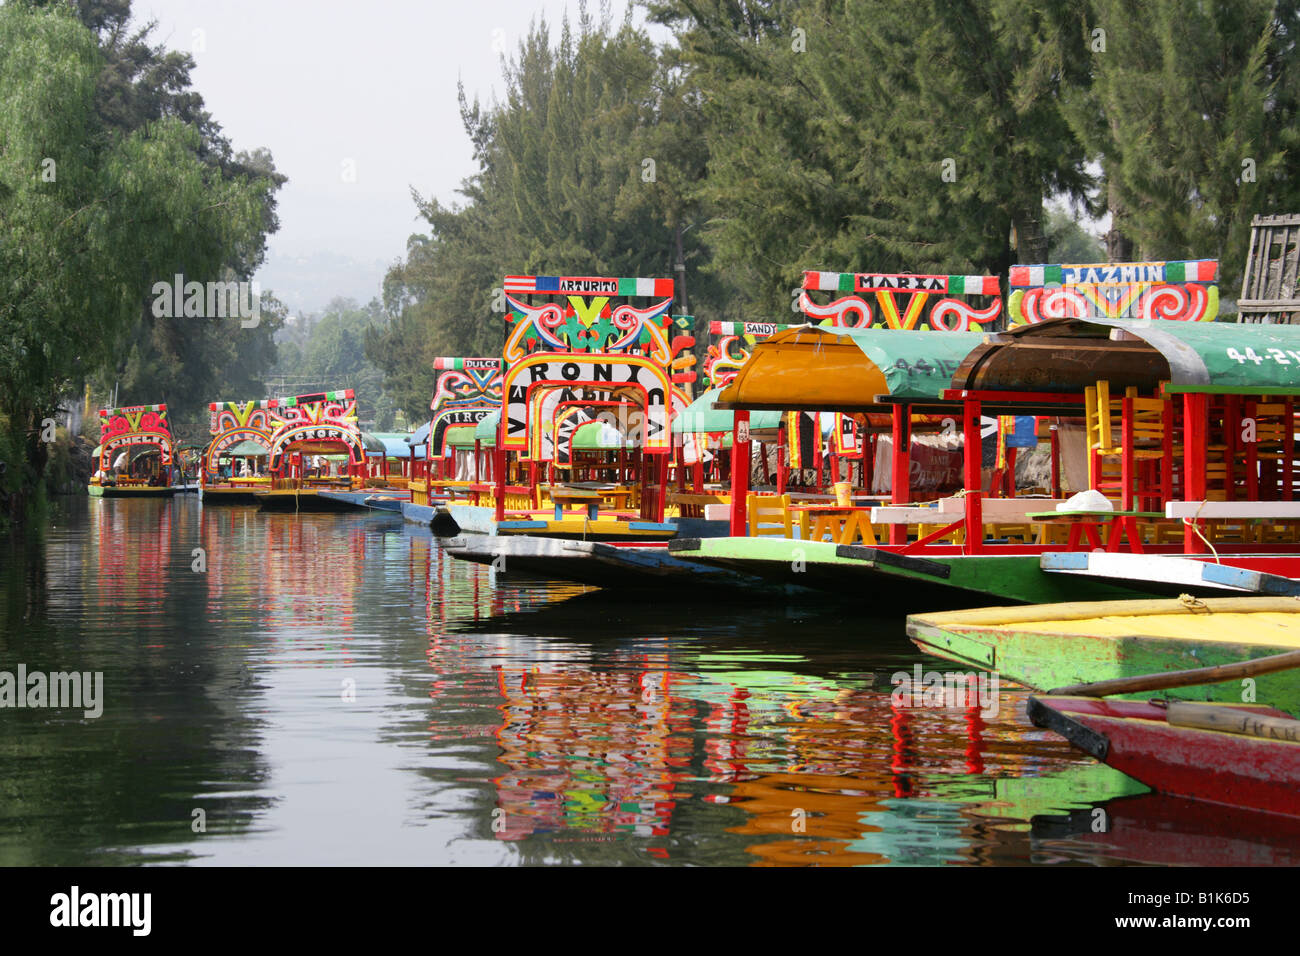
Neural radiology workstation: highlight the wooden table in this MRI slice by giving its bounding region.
[792,505,878,545]
[1026,510,1164,553]
[550,487,604,521]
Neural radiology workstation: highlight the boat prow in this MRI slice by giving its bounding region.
[908,596,1300,708]
[1028,694,1300,817]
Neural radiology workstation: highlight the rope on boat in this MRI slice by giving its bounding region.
[1181,499,1219,564]
[1178,593,1210,613]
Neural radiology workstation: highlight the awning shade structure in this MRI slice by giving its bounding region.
[443,425,478,449]
[716,325,985,411]
[672,387,783,433]
[367,433,427,459]
[951,318,1300,397]
[570,420,633,450]
[474,411,500,444]
[406,422,431,447]
[222,440,270,457]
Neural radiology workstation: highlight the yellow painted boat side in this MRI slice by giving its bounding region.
[912,597,1300,648]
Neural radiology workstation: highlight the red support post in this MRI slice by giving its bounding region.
[1049,423,1062,498]
[1183,393,1208,554]
[730,410,750,537]
[962,398,983,555]
[494,445,507,522]
[1120,393,1134,510]
[890,404,911,545]
[1287,399,1295,501]
[656,453,669,522]
[776,422,788,495]
[813,420,823,493]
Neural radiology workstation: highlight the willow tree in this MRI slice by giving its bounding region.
[0,4,273,514]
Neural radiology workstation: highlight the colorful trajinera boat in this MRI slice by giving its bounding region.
[669,259,1300,607]
[253,390,369,511]
[907,596,1300,709]
[1028,694,1300,818]
[199,399,279,504]
[434,272,698,542]
[407,357,503,512]
[88,404,176,497]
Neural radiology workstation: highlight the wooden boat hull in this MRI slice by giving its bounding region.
[198,485,263,505]
[1041,551,1300,597]
[1029,695,1300,817]
[667,538,1155,610]
[253,489,368,512]
[908,597,1300,708]
[88,484,177,498]
[442,534,815,595]
[435,503,680,542]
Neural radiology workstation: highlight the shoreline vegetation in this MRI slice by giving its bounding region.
[5,0,1299,526]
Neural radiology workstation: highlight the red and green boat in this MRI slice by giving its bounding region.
[1028,694,1300,818]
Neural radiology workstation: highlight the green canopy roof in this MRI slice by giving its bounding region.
[444,424,478,448]
[474,411,500,444]
[672,387,784,434]
[717,324,986,411]
[223,440,269,456]
[953,318,1300,397]
[832,326,987,400]
[570,420,634,450]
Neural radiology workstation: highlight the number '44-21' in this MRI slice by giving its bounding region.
[1224,347,1300,365]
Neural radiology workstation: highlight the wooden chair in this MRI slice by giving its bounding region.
[747,494,794,538]
[1086,382,1179,520]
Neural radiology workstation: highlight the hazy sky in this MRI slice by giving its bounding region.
[136,0,654,313]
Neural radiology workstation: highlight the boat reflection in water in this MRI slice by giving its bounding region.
[13,497,1298,865]
[411,543,1300,866]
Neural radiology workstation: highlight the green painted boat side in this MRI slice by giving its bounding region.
[667,537,1155,609]
[907,600,1300,709]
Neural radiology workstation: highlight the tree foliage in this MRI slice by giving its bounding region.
[369,5,718,420]
[1063,0,1300,289]
[0,2,283,513]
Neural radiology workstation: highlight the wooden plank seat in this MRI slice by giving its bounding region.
[1166,500,1300,544]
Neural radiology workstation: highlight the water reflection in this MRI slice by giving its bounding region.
[1,498,1297,865]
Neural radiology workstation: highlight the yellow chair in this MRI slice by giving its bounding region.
[747,494,794,537]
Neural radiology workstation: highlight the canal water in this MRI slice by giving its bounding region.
[1,496,1296,866]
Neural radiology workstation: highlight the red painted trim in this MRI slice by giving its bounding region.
[890,405,911,545]
[730,410,750,536]
[962,398,983,554]
[1182,393,1208,553]
[942,389,1082,404]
